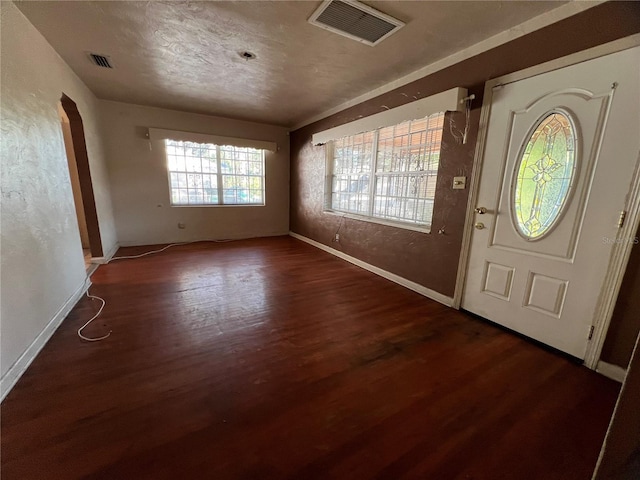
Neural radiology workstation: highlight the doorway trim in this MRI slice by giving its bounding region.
[453,34,640,370]
[60,94,103,258]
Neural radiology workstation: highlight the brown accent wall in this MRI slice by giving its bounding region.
[290,1,640,361]
[601,226,640,368]
[291,101,481,295]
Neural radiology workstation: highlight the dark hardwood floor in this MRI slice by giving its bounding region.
[1,236,619,479]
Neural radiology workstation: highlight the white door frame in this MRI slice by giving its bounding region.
[453,34,640,370]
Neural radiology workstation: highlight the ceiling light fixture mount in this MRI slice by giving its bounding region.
[239,51,257,61]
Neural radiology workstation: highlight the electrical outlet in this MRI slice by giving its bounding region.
[334,233,340,242]
[178,222,186,229]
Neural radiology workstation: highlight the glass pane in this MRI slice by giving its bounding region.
[328,112,444,227]
[202,174,213,188]
[220,148,234,173]
[249,176,262,190]
[330,132,374,215]
[249,162,262,175]
[167,154,177,171]
[332,132,373,176]
[187,173,202,188]
[169,172,178,187]
[188,190,204,204]
[202,158,216,173]
[186,156,201,172]
[165,139,263,206]
[205,190,219,204]
[177,173,187,188]
[513,112,577,239]
[250,191,263,203]
[376,114,444,174]
[373,173,435,224]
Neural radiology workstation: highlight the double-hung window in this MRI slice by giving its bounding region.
[327,112,445,229]
[165,139,265,206]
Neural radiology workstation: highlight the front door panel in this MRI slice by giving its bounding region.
[462,47,640,359]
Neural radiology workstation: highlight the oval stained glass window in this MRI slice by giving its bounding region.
[513,112,577,239]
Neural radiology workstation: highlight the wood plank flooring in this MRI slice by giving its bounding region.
[1,236,619,479]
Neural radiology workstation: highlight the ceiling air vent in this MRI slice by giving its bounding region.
[308,0,404,46]
[88,53,113,68]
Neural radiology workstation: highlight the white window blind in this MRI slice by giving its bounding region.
[163,139,265,207]
[326,112,445,229]
[312,87,466,145]
[148,128,277,152]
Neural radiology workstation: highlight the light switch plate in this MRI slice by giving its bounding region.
[453,176,466,189]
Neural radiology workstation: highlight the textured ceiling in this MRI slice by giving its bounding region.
[17,1,566,127]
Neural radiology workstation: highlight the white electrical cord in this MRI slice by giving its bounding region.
[77,239,238,341]
[109,242,188,261]
[77,290,110,342]
[449,96,474,145]
[109,239,234,261]
[332,214,346,243]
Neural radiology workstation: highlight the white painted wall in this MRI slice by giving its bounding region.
[0,2,117,381]
[100,100,290,245]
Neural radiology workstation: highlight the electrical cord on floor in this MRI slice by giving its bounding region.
[77,239,239,342]
[109,239,235,261]
[77,290,110,342]
[110,241,189,261]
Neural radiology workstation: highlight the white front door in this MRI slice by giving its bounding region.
[462,47,640,359]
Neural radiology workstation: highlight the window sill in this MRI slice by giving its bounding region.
[323,209,431,234]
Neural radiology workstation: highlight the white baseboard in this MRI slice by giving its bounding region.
[92,242,119,265]
[0,276,92,402]
[596,361,627,383]
[289,231,454,307]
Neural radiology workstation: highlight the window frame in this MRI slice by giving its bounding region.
[323,113,444,233]
[164,139,266,208]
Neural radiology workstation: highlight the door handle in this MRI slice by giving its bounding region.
[474,222,485,230]
[475,207,487,214]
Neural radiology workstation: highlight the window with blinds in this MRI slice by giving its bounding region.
[165,139,265,206]
[326,112,444,228]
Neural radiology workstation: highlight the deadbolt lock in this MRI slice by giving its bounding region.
[475,207,487,214]
[474,222,485,230]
